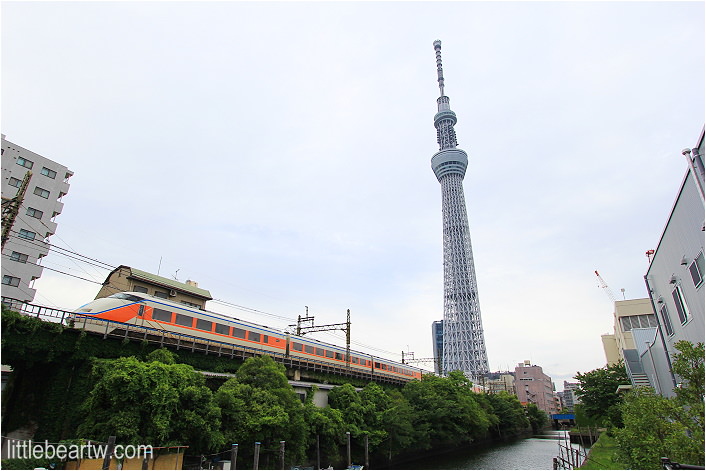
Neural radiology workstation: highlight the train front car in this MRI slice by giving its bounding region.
[73,292,146,333]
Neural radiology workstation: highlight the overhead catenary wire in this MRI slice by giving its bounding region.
[4,231,407,359]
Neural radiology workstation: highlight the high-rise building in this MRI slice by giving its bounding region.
[1,136,73,302]
[430,40,489,381]
[431,320,443,374]
[561,381,580,413]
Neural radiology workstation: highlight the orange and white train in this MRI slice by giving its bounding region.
[74,292,426,382]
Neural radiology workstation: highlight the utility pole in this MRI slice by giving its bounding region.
[289,308,352,367]
[1,170,32,249]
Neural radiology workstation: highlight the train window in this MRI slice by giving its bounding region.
[137,305,145,317]
[215,323,230,335]
[263,335,268,343]
[233,328,246,339]
[109,293,145,302]
[305,345,314,354]
[352,357,359,364]
[152,308,172,322]
[250,332,261,342]
[175,314,193,327]
[196,319,212,331]
[335,353,343,360]
[315,348,324,356]
[374,362,380,368]
[325,350,334,358]
[293,342,303,352]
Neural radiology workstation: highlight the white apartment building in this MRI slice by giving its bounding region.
[1,135,73,302]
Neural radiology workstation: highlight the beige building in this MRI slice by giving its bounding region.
[601,298,657,387]
[96,265,212,309]
[485,372,516,395]
[601,298,656,364]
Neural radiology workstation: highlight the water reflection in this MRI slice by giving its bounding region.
[392,430,585,470]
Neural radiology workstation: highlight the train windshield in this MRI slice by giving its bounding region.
[108,293,145,303]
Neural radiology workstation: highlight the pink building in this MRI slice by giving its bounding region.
[514,361,558,417]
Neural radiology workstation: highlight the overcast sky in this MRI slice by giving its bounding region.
[2,1,704,388]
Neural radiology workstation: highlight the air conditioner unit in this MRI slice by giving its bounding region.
[169,290,177,297]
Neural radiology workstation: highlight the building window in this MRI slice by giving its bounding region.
[671,285,691,325]
[2,275,21,287]
[26,207,43,219]
[40,167,57,179]
[620,314,657,332]
[133,286,148,294]
[9,177,22,188]
[10,251,29,263]
[153,290,168,299]
[33,187,50,199]
[659,304,674,336]
[689,252,704,288]
[16,157,33,169]
[18,229,36,240]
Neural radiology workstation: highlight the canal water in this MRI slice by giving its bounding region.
[391,430,586,470]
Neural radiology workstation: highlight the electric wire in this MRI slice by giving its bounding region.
[4,226,406,360]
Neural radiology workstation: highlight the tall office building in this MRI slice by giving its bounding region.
[431,320,443,374]
[430,41,489,380]
[1,136,73,302]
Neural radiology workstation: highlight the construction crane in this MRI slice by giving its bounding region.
[594,270,618,303]
[1,171,32,249]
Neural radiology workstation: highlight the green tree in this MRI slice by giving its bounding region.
[302,389,346,467]
[77,352,224,453]
[526,403,548,433]
[575,362,629,427]
[614,387,693,469]
[380,389,418,460]
[613,342,705,469]
[402,371,490,447]
[215,356,307,467]
[670,340,705,461]
[484,391,530,437]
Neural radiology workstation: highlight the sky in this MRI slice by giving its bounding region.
[2,1,704,389]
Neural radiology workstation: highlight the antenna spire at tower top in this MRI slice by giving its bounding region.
[433,40,445,97]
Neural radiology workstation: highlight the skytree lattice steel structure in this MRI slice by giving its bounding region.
[430,40,489,381]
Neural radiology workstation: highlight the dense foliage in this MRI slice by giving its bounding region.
[3,310,540,468]
[612,342,704,469]
[574,361,630,427]
[577,342,704,470]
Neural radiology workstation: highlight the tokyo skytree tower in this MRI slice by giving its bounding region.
[430,40,489,381]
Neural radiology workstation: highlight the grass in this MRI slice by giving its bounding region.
[578,432,629,470]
